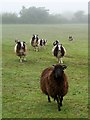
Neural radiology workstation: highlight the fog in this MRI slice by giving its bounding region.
[0,0,88,14]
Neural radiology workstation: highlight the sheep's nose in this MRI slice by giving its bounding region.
[58,49,61,52]
[21,46,24,49]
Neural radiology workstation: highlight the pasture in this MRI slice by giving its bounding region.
[2,24,88,118]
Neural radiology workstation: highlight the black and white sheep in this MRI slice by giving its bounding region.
[52,43,66,64]
[14,39,27,62]
[68,36,73,41]
[30,34,47,51]
[39,39,47,46]
[30,34,39,51]
[40,64,68,111]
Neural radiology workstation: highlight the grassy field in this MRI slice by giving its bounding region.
[2,24,88,118]
[0,24,2,119]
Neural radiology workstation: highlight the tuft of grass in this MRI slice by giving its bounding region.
[2,24,88,118]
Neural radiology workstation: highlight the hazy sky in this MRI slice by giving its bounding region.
[0,0,89,14]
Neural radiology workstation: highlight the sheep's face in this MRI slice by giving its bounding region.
[53,64,67,80]
[53,40,59,46]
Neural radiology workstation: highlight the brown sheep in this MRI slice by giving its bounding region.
[40,64,68,111]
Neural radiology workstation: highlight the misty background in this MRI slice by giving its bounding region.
[0,0,88,24]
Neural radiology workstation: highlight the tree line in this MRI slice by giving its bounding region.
[1,6,88,24]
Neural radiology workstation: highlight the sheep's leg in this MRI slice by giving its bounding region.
[56,96,61,111]
[37,46,39,51]
[54,95,57,101]
[23,55,26,61]
[60,58,63,64]
[48,95,51,102]
[60,96,63,106]
[58,58,60,64]
[36,46,39,52]
[54,98,56,101]
[22,56,24,61]
[35,47,37,51]
[58,58,63,64]
[19,57,22,62]
[23,57,26,61]
[34,47,36,51]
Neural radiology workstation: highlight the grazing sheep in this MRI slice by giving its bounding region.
[40,64,68,111]
[68,36,73,41]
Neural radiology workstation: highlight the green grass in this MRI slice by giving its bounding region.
[0,24,2,119]
[2,24,88,118]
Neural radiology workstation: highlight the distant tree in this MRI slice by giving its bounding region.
[62,11,74,20]
[2,13,18,24]
[19,6,49,24]
[72,11,88,23]
[0,14,2,24]
[1,7,88,24]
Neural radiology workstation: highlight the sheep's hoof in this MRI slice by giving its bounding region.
[48,99,51,102]
[58,108,61,111]
[20,59,23,63]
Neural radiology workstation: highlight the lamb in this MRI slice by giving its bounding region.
[40,64,68,111]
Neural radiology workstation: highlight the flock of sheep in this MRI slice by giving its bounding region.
[14,34,73,111]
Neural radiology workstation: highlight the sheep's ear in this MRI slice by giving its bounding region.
[62,65,67,70]
[15,40,17,43]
